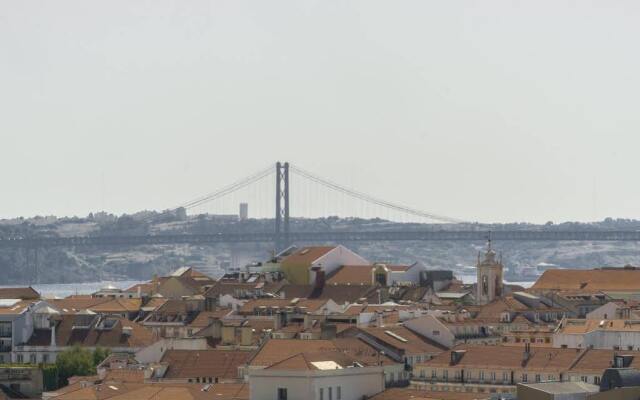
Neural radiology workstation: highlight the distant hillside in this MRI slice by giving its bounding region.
[1,211,640,284]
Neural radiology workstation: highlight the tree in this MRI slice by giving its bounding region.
[92,347,110,367]
[55,346,99,386]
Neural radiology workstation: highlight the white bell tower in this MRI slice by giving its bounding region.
[476,235,504,305]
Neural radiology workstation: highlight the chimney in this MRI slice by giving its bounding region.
[122,326,133,337]
[137,285,142,298]
[303,313,312,331]
[320,322,337,340]
[240,326,252,346]
[274,313,282,331]
[376,312,384,328]
[314,269,326,290]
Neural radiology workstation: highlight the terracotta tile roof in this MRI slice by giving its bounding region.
[0,299,34,315]
[161,349,252,380]
[141,297,167,311]
[532,268,640,291]
[570,349,640,373]
[90,299,142,313]
[50,381,246,400]
[49,382,145,400]
[357,326,446,355]
[249,339,337,367]
[341,304,412,316]
[103,369,146,383]
[265,351,356,371]
[420,345,581,372]
[188,309,232,328]
[49,297,111,314]
[370,388,490,400]
[276,284,379,304]
[0,287,40,300]
[204,281,285,299]
[280,246,336,267]
[332,337,397,366]
[26,315,157,348]
[326,265,374,285]
[123,282,155,294]
[238,298,329,314]
[106,383,246,400]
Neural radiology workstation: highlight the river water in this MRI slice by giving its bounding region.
[1,280,145,298]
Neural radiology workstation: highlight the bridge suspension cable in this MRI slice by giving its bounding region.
[289,164,468,224]
[177,164,275,211]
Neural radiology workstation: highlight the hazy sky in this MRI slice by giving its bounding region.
[1,1,639,223]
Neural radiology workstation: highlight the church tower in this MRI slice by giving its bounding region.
[476,237,504,305]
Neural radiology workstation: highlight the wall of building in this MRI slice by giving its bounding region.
[308,246,370,285]
[403,315,455,349]
[586,303,620,320]
[135,337,208,364]
[554,330,640,350]
[249,367,384,400]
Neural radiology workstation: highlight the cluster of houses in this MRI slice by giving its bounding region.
[2,243,640,400]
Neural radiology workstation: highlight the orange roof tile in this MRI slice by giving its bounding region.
[281,246,336,267]
[532,269,640,291]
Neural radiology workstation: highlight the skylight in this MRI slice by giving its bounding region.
[384,330,408,343]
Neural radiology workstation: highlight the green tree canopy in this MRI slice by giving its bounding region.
[55,346,111,386]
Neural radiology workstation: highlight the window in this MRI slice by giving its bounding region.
[16,354,23,363]
[277,388,287,400]
[29,354,36,364]
[432,330,440,336]
[0,322,11,338]
[503,372,509,382]
[432,370,437,379]
[522,374,528,383]
[581,376,588,383]
[548,375,554,381]
[443,370,448,381]
[420,369,425,378]
[490,372,496,382]
[336,386,341,400]
[594,377,600,385]
[328,387,333,400]
[42,354,49,364]
[416,356,422,363]
[535,374,541,383]
[319,388,324,400]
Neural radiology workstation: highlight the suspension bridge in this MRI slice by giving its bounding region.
[2,161,640,253]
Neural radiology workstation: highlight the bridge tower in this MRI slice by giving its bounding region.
[275,162,290,251]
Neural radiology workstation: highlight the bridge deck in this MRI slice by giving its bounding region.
[2,230,640,248]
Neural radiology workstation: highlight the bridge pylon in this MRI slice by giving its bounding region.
[275,162,290,252]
